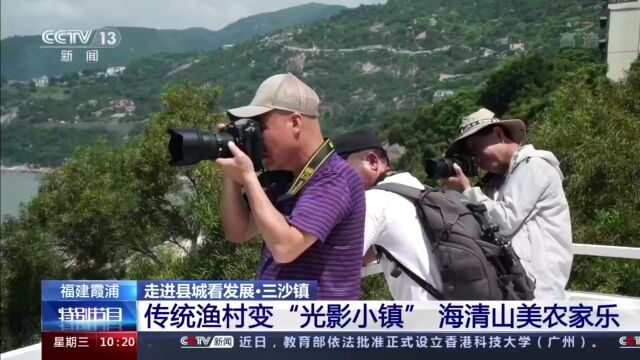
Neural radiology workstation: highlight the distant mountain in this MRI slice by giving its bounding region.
[0,3,346,80]
[214,2,348,45]
[1,0,601,166]
[170,0,602,131]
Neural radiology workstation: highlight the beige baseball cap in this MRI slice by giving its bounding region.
[227,73,320,119]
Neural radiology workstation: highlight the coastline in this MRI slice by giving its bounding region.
[1,164,54,174]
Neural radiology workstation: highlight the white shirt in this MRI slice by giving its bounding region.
[463,145,573,300]
[364,172,443,300]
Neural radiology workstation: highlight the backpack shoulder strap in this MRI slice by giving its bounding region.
[372,182,425,201]
[375,245,444,300]
[373,182,450,240]
[370,182,444,300]
[373,180,443,240]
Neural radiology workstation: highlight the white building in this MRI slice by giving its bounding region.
[509,42,526,51]
[33,76,49,87]
[582,32,600,49]
[106,66,126,76]
[604,0,640,81]
[433,89,454,102]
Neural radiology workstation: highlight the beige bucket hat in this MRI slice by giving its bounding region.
[446,108,526,156]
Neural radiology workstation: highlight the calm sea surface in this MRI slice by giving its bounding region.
[1,171,41,219]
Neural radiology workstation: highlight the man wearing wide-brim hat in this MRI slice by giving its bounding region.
[444,108,573,300]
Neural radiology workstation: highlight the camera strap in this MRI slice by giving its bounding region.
[277,139,335,202]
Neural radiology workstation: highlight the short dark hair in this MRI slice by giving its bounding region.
[346,148,389,165]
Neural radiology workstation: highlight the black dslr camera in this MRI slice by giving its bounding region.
[425,155,478,179]
[167,118,263,171]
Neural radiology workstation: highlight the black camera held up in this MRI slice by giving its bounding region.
[167,118,263,171]
[425,155,478,179]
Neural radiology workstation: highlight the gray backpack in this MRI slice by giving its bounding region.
[373,183,535,300]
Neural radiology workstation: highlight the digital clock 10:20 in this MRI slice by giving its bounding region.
[99,336,136,347]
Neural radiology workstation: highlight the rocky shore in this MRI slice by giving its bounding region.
[0,164,53,174]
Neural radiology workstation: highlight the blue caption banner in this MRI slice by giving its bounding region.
[42,280,137,301]
[42,280,138,332]
[137,280,317,301]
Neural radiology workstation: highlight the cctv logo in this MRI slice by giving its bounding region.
[180,335,234,349]
[619,336,640,348]
[42,30,93,46]
[41,28,121,48]
[180,335,212,348]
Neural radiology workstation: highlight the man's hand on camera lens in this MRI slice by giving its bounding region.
[444,163,471,193]
[214,141,255,186]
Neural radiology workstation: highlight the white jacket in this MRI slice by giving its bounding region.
[463,144,573,299]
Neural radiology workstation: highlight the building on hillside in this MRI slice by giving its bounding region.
[106,66,126,76]
[433,89,454,102]
[33,76,49,87]
[602,0,640,80]
[582,32,600,49]
[509,42,526,51]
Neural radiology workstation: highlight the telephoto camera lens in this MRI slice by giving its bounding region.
[167,118,262,168]
[167,129,233,166]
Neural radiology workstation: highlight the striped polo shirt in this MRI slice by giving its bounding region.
[257,153,365,299]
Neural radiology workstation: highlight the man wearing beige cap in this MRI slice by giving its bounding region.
[444,108,573,300]
[213,73,366,299]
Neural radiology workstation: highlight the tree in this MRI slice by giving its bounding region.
[0,216,68,352]
[479,49,602,121]
[0,83,261,351]
[529,60,640,296]
[479,52,553,118]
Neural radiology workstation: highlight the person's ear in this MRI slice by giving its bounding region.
[493,126,505,142]
[366,152,379,171]
[290,112,303,136]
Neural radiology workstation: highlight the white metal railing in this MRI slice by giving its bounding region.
[572,243,640,259]
[2,243,638,359]
[362,243,640,277]
[0,344,40,360]
[361,243,640,303]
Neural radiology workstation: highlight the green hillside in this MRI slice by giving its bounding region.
[1,0,601,166]
[0,3,346,80]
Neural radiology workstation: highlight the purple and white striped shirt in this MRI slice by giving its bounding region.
[257,153,365,299]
